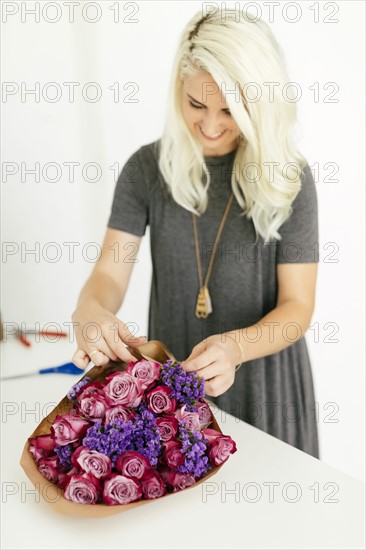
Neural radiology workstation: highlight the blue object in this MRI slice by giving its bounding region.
[39,362,83,376]
[1,361,84,380]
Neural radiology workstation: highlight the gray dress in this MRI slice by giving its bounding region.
[107,138,320,459]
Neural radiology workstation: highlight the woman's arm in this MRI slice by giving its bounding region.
[73,228,142,314]
[181,262,318,396]
[224,262,318,362]
[71,227,147,368]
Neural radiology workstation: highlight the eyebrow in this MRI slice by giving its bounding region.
[187,93,230,111]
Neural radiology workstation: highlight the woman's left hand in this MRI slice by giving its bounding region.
[180,333,242,397]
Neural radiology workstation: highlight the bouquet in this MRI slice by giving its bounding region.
[21,341,237,512]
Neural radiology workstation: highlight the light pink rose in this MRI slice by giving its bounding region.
[163,440,184,469]
[51,414,90,446]
[103,474,142,505]
[126,359,161,389]
[202,428,237,465]
[105,405,135,424]
[37,455,59,483]
[146,385,176,414]
[64,473,101,504]
[29,434,56,461]
[72,446,111,479]
[156,415,178,442]
[197,401,214,428]
[141,471,166,499]
[78,394,108,422]
[116,451,152,480]
[175,404,201,432]
[104,373,144,408]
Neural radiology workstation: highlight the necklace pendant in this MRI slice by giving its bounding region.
[195,286,213,319]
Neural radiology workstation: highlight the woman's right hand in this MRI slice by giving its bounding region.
[71,302,147,369]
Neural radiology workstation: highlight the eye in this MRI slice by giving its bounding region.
[189,100,203,109]
[188,100,231,116]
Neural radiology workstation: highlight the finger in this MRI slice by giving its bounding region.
[72,348,91,370]
[102,325,141,363]
[181,346,216,373]
[117,322,147,356]
[186,342,206,360]
[204,374,227,398]
[88,350,109,366]
[85,335,125,365]
[181,341,206,368]
[104,339,138,364]
[91,321,138,363]
[194,361,223,381]
[124,334,148,347]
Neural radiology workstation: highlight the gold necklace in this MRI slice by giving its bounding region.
[192,192,234,319]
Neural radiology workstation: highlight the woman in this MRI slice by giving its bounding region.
[72,9,320,458]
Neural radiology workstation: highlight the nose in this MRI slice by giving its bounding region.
[199,112,226,135]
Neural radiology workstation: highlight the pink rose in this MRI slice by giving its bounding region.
[77,381,105,400]
[104,373,144,408]
[105,371,124,384]
[116,451,152,480]
[105,405,135,424]
[156,415,178,442]
[51,414,90,446]
[58,466,79,490]
[163,440,184,469]
[64,473,101,504]
[202,428,237,465]
[37,455,59,483]
[160,468,196,492]
[197,401,214,429]
[175,404,200,432]
[126,359,161,389]
[146,385,176,414]
[72,446,111,479]
[103,474,142,505]
[29,434,56,461]
[141,471,166,499]
[78,394,108,422]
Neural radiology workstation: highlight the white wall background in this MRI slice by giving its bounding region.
[1,1,365,481]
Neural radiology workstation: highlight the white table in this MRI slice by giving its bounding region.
[1,336,365,550]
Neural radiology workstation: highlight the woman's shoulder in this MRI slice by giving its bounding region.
[136,137,161,168]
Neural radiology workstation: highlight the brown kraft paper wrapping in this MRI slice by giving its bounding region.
[20,340,225,517]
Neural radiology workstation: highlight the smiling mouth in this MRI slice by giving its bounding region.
[198,126,227,140]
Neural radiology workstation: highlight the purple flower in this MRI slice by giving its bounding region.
[67,377,91,402]
[160,360,204,409]
[176,421,211,479]
[82,408,162,467]
[54,444,73,470]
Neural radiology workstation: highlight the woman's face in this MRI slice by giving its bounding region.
[181,70,241,156]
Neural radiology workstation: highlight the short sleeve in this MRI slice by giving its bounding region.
[276,163,319,263]
[107,148,149,237]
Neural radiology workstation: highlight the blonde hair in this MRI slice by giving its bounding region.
[158,8,308,242]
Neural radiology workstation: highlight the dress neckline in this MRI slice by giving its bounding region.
[203,148,237,164]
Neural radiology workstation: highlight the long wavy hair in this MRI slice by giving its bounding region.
[157,8,308,242]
